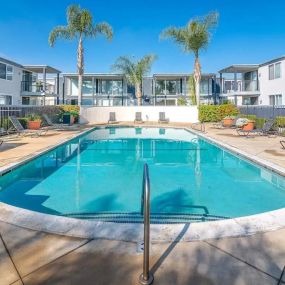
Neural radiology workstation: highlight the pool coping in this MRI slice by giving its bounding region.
[0,124,285,242]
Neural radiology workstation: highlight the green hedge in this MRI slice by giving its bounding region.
[18,118,29,129]
[255,118,266,129]
[240,114,257,121]
[199,104,239,122]
[276,116,285,127]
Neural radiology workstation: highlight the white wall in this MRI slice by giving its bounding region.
[258,59,285,105]
[0,64,22,105]
[80,106,198,124]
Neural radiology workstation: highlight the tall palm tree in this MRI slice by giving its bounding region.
[160,12,218,105]
[112,54,157,106]
[49,4,113,106]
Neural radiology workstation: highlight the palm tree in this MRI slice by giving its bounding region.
[112,55,157,106]
[160,12,218,106]
[49,4,113,106]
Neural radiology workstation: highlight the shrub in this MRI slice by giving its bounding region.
[276,116,285,128]
[240,114,257,121]
[177,97,187,106]
[255,118,266,129]
[0,118,12,130]
[18,118,29,129]
[219,104,239,119]
[26,114,42,122]
[199,104,239,122]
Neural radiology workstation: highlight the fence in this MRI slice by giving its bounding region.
[0,105,61,130]
[239,105,285,119]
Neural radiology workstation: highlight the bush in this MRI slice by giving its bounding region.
[177,97,187,106]
[58,105,80,123]
[18,118,29,129]
[199,104,239,122]
[255,118,266,129]
[240,114,257,121]
[276,116,285,127]
[219,104,239,119]
[0,118,12,130]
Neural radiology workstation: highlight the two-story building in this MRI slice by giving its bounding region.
[62,73,219,106]
[258,56,285,106]
[0,57,61,106]
[219,56,285,106]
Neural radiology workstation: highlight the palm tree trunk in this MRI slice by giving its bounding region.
[193,56,201,106]
[77,35,84,106]
[136,84,142,106]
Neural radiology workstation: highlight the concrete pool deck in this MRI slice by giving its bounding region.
[0,122,285,284]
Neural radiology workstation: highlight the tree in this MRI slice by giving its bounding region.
[49,4,113,106]
[160,12,218,106]
[112,55,157,106]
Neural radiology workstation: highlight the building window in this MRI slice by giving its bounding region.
[269,62,282,80]
[0,63,13,80]
[269,65,274,80]
[0,63,6,80]
[275,63,281,79]
[269,94,282,106]
[0,95,12,105]
[6,65,13,80]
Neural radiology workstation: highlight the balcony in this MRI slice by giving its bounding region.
[21,81,57,97]
[223,80,260,96]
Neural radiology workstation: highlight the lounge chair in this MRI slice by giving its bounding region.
[108,112,117,124]
[134,112,143,123]
[158,112,169,123]
[43,114,79,130]
[280,141,285,149]
[236,119,276,137]
[8,116,48,137]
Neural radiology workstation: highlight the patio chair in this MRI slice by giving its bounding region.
[158,112,169,124]
[236,119,276,137]
[8,116,48,137]
[42,114,79,130]
[134,112,143,123]
[108,112,117,124]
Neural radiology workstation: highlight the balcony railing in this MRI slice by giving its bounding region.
[21,81,57,95]
[223,80,259,94]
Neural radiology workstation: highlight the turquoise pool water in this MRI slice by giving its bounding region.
[0,127,285,221]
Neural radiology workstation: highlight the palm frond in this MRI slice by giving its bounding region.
[112,55,156,86]
[48,26,74,47]
[160,11,219,55]
[92,22,113,40]
[67,4,81,28]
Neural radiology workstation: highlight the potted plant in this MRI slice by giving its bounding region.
[236,118,255,131]
[27,114,42,130]
[222,116,235,127]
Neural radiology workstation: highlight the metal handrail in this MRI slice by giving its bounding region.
[139,164,154,285]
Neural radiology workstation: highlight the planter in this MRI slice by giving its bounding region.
[28,121,42,130]
[223,118,234,127]
[242,121,255,131]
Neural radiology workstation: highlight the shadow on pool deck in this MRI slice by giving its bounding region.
[0,219,285,285]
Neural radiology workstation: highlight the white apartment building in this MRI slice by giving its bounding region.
[219,56,285,106]
[0,57,61,106]
[258,56,285,106]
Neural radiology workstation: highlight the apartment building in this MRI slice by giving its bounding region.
[0,57,61,106]
[219,56,285,106]
[62,73,218,106]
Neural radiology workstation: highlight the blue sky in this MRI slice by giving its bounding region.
[0,0,285,74]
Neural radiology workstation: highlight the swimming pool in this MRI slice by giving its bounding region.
[0,127,285,223]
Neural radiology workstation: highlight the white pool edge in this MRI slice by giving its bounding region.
[0,124,284,242]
